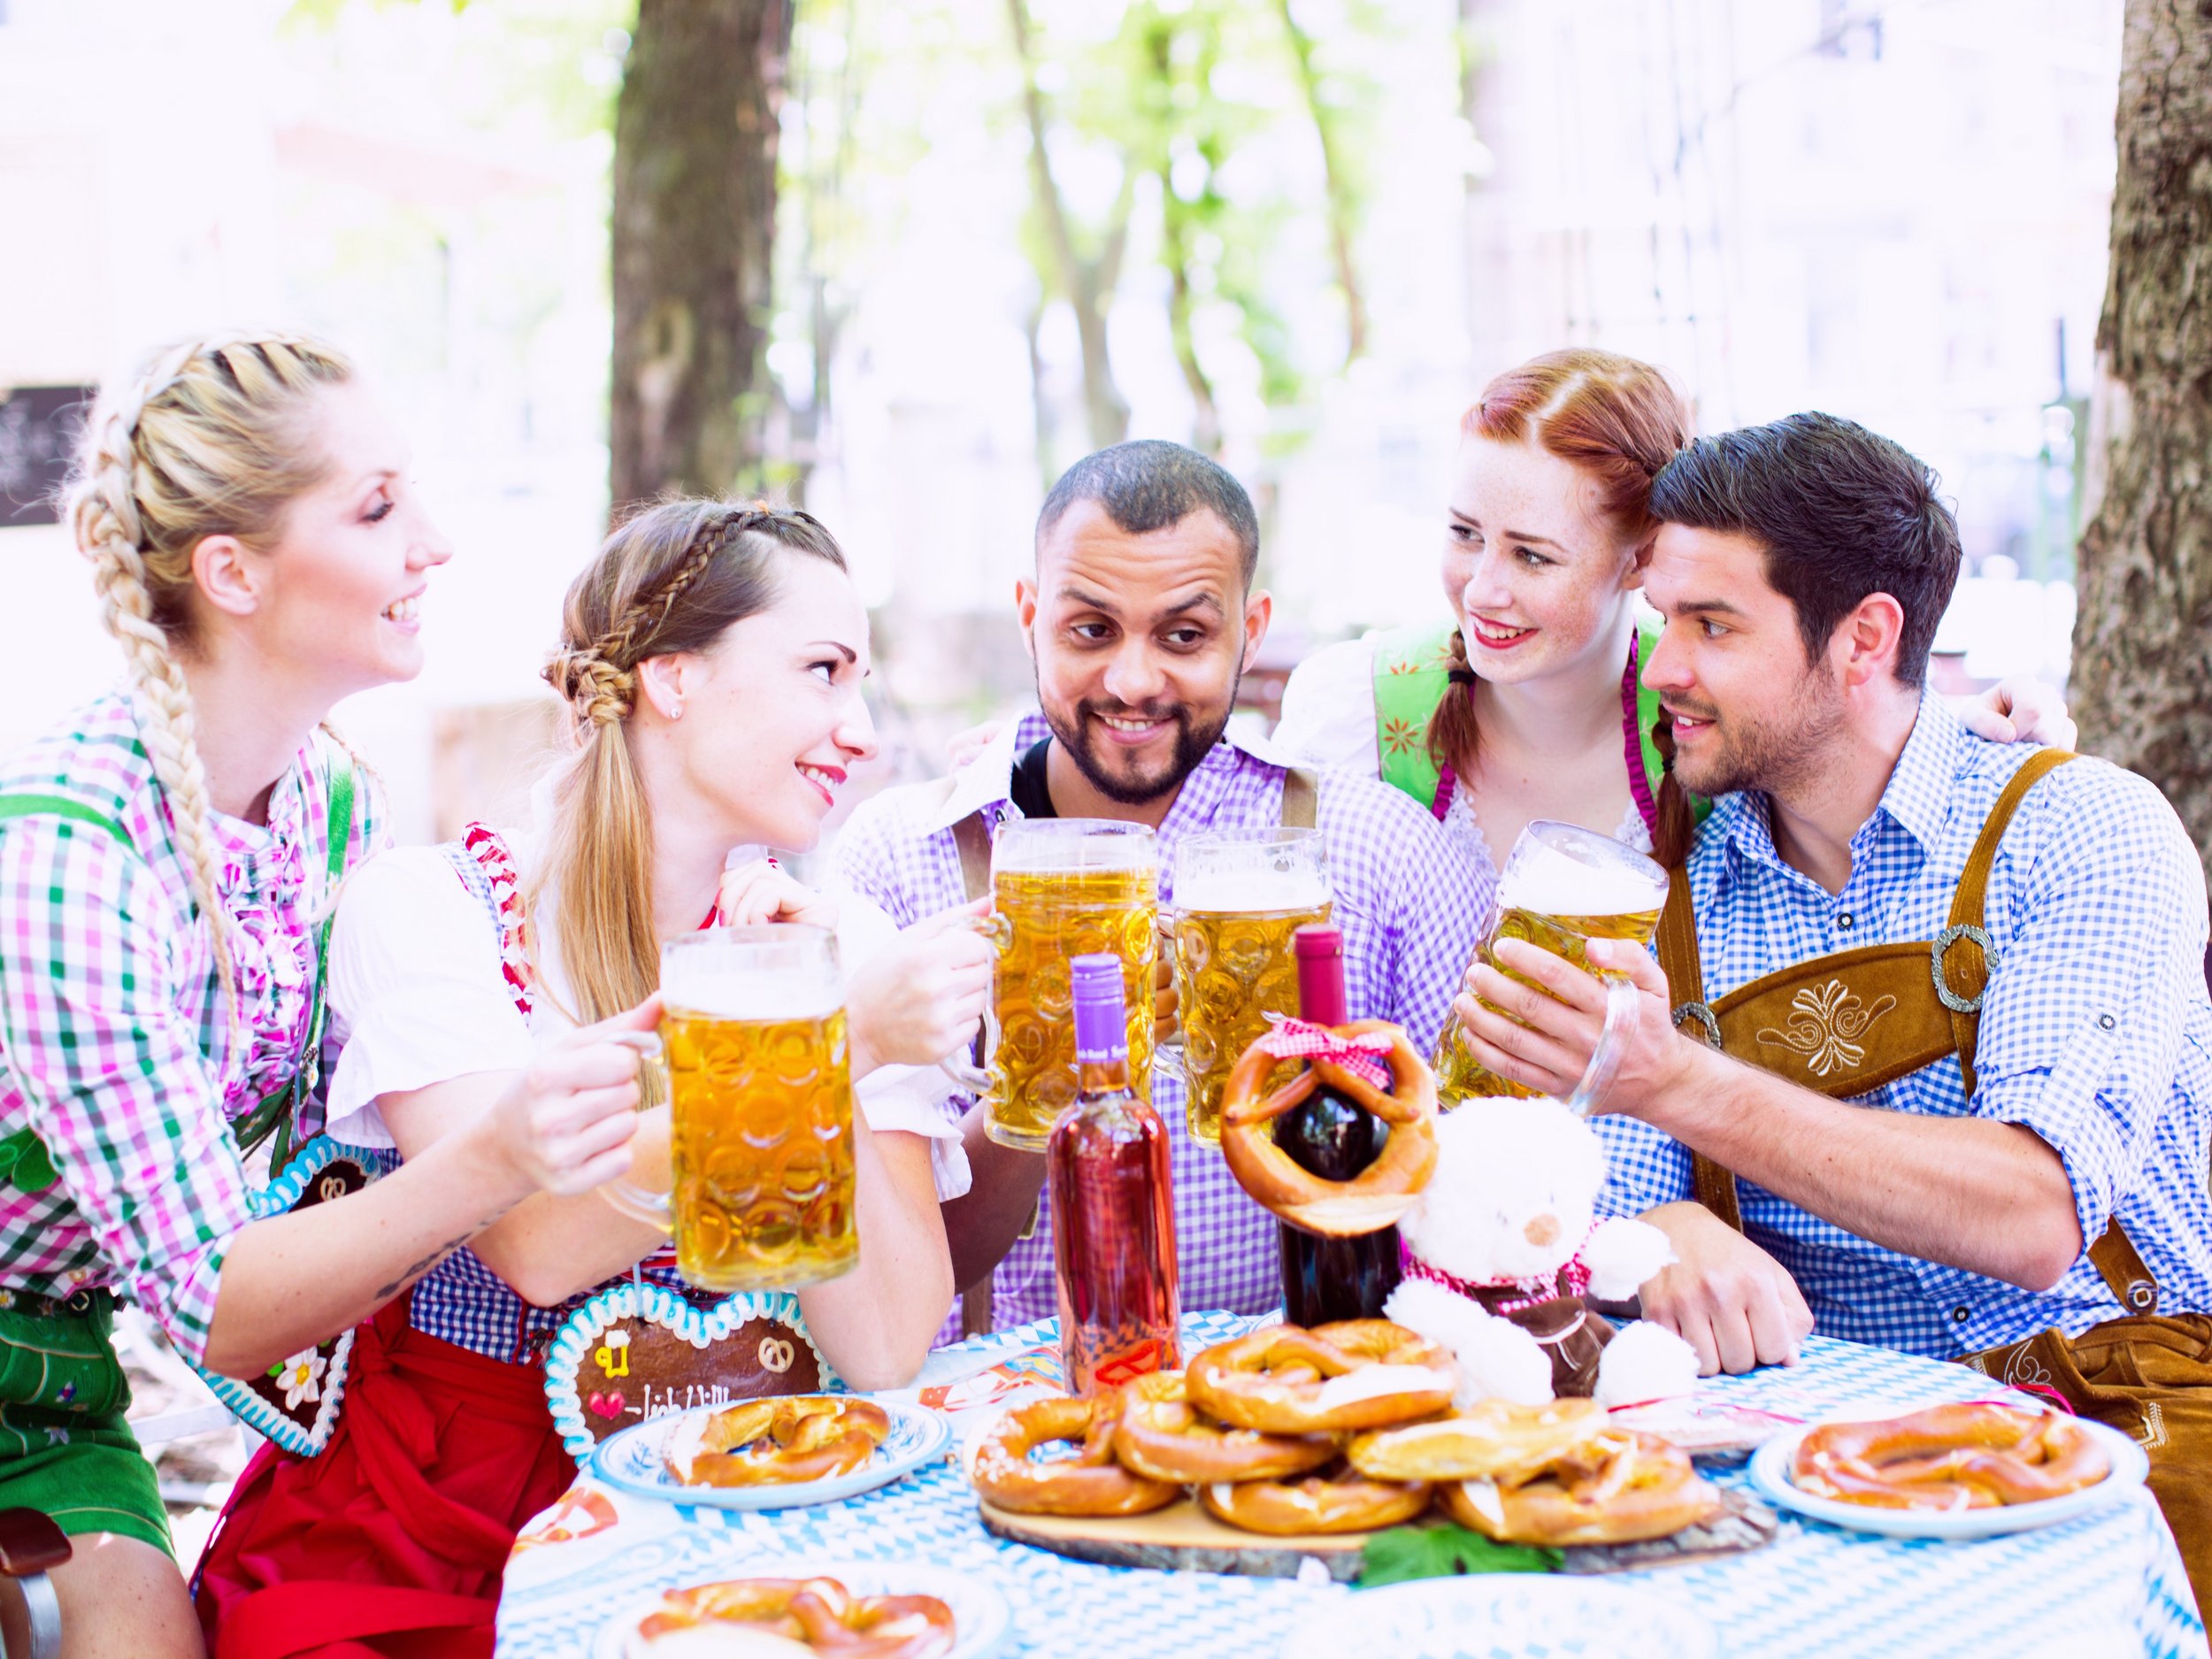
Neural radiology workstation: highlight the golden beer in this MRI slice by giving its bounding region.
[1432,821,1669,1108]
[978,820,1158,1150]
[601,926,858,1291]
[1170,830,1333,1144]
[664,1002,856,1291]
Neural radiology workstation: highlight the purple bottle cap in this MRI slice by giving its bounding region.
[1070,953,1128,1065]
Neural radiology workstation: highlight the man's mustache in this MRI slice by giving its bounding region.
[1663,701,1720,725]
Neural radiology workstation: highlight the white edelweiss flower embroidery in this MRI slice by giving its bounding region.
[275,1348,326,1410]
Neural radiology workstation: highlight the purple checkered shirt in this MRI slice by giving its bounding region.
[0,693,382,1365]
[831,712,1489,1329]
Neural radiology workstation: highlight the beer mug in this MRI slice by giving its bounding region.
[1168,827,1333,1146]
[601,926,858,1291]
[1432,819,1666,1114]
[942,819,1157,1151]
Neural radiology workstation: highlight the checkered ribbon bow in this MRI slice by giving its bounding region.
[1256,1016,1395,1089]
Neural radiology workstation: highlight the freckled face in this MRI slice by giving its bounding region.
[1440,437,1642,683]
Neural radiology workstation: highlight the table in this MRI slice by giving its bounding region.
[498,1315,2208,1659]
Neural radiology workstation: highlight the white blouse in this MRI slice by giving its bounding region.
[323,837,972,1200]
[1271,634,1652,896]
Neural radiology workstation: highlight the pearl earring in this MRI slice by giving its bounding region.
[669,702,683,720]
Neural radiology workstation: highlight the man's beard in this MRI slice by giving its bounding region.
[1041,681,1238,807]
[1668,661,1846,801]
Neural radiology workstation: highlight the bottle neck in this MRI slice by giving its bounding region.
[1077,1055,1132,1096]
[1296,948,1349,1026]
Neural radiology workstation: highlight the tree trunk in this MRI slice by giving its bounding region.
[610,0,790,514]
[2073,0,2212,884]
[1275,0,1366,365]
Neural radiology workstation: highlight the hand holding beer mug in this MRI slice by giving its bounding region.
[599,926,858,1291]
[1431,820,1667,1114]
[1169,828,1333,1145]
[940,819,1157,1150]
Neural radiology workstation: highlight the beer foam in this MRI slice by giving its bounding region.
[1171,870,1331,914]
[661,972,839,1021]
[1498,835,1665,918]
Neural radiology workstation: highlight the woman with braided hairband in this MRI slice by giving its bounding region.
[196,499,987,1658]
[0,336,662,1659]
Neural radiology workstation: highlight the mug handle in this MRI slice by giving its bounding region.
[596,1030,676,1233]
[1562,972,1640,1118]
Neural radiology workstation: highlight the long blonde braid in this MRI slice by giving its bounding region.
[61,333,354,1024]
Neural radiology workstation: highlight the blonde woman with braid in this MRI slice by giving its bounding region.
[0,336,662,1659]
[196,500,983,1659]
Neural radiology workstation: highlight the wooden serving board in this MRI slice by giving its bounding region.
[977,1487,1777,1584]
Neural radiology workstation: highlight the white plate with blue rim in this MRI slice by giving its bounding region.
[1747,1411,2147,1540]
[593,1558,1010,1659]
[1279,1576,1717,1659]
[591,1396,951,1511]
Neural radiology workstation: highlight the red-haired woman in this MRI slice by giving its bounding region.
[1273,347,2069,881]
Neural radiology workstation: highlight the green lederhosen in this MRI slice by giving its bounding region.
[0,1289,167,1553]
[0,760,354,1554]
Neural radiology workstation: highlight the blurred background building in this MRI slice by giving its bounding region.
[0,0,2118,846]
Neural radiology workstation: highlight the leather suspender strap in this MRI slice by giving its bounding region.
[950,809,992,905]
[1940,748,2076,1096]
[1655,863,1741,1230]
[1279,767,1318,830]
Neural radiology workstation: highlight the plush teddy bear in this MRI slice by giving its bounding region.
[1382,1097,1699,1409]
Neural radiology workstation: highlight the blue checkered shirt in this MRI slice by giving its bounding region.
[1596,694,2212,1358]
[832,712,1488,1329]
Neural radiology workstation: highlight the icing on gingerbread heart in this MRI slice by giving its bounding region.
[543,1285,841,1460]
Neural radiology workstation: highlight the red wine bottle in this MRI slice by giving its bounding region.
[1276,925,1402,1325]
[1049,953,1181,1394]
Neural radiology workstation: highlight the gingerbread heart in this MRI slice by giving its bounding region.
[543,1284,841,1460]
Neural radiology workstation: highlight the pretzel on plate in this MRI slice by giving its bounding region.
[1217,1019,1437,1236]
[971,1394,1180,1517]
[1186,1320,1455,1435]
[663,1397,893,1488]
[1791,1402,2109,1510]
[631,1575,955,1659]
[1112,1371,1337,1485]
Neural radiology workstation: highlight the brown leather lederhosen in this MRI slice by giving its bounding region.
[949,766,1318,1338]
[1656,748,2212,1603]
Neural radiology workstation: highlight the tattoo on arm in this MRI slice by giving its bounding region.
[369,1211,510,1302]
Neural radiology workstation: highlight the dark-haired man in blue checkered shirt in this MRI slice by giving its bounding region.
[834,442,1486,1332]
[1453,411,2212,1376]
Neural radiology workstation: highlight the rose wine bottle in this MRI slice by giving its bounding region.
[1276,924,1402,1325]
[1049,953,1182,1394]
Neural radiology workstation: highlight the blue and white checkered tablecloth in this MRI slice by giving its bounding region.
[497,1316,2206,1659]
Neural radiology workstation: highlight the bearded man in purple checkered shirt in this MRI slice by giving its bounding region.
[1454,412,2212,1378]
[833,441,1487,1329]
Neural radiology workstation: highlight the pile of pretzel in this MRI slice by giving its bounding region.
[1790,1402,2110,1511]
[661,1396,893,1488]
[626,1576,954,1659]
[970,1319,1722,1546]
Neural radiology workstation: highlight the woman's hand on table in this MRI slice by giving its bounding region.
[1636,1201,1814,1376]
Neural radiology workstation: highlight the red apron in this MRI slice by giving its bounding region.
[194,1296,578,1659]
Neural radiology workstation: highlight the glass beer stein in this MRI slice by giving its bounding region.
[1168,827,1333,1145]
[1431,819,1668,1114]
[601,926,858,1291]
[943,819,1158,1151]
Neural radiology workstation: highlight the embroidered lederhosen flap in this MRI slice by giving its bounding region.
[1656,749,2101,1245]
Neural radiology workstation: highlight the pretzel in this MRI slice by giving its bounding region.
[1186,1320,1456,1435]
[971,1395,1179,1517]
[1441,1430,1720,1546]
[1218,1018,1438,1235]
[1111,1371,1338,1486]
[663,1397,892,1488]
[1792,1403,2110,1510]
[1200,1461,1432,1535]
[1346,1396,1610,1485]
[633,1575,955,1658]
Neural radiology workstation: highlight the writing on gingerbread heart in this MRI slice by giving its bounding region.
[543,1283,843,1460]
